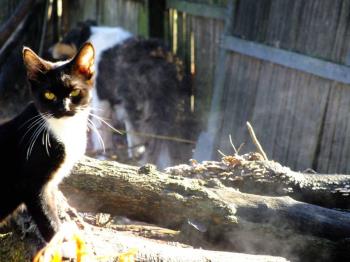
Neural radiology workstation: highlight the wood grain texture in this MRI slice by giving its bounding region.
[314,83,350,173]
[168,8,224,129]
[215,55,331,171]
[231,0,350,65]
[58,156,350,260]
[205,0,350,173]
[62,0,148,36]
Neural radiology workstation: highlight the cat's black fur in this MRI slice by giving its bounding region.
[0,42,95,242]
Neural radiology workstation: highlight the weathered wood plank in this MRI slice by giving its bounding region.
[231,0,350,65]
[98,0,148,36]
[192,16,224,126]
[62,0,148,36]
[314,83,350,173]
[213,52,331,171]
[222,36,350,85]
[166,0,226,20]
[168,6,225,134]
[215,53,262,156]
[193,0,234,160]
[189,0,350,173]
[284,74,330,170]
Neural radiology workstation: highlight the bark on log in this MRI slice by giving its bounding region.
[60,156,350,261]
[63,156,350,239]
[0,220,289,262]
[2,154,350,261]
[165,153,350,209]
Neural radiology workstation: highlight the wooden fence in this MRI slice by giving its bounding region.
[61,0,149,37]
[167,0,226,128]
[182,0,350,173]
[3,0,350,173]
[65,0,350,173]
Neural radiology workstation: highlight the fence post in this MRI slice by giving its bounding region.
[193,0,235,161]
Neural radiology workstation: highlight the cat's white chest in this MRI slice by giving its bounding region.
[46,111,89,186]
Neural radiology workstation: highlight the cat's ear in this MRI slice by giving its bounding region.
[72,42,95,80]
[23,47,51,80]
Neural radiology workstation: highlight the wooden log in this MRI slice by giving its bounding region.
[2,155,350,261]
[58,156,350,261]
[165,153,350,209]
[0,219,289,262]
[63,156,350,238]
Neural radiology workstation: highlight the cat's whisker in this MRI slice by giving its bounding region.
[87,120,105,153]
[87,123,103,152]
[47,126,51,147]
[89,107,104,112]
[87,118,105,153]
[19,114,43,129]
[41,123,46,146]
[28,116,49,158]
[27,121,46,159]
[27,113,50,131]
[44,116,52,157]
[26,119,46,160]
[22,112,51,144]
[45,128,50,157]
[42,114,52,157]
[89,112,122,134]
[21,116,45,144]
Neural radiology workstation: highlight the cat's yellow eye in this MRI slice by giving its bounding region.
[70,89,80,97]
[44,91,56,101]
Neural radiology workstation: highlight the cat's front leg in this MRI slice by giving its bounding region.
[25,185,60,242]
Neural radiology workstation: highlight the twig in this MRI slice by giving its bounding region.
[217,149,227,157]
[236,142,245,154]
[118,129,196,144]
[246,121,268,160]
[229,134,237,154]
[228,134,245,155]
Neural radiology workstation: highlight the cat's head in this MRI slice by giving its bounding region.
[23,42,95,118]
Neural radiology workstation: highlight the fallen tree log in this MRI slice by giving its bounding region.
[0,190,289,262]
[165,153,350,209]
[63,156,350,239]
[2,155,350,261]
[0,219,289,262]
[60,156,350,261]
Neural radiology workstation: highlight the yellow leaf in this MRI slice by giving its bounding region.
[118,248,138,262]
[51,250,62,262]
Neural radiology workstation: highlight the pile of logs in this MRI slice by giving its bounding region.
[2,149,350,261]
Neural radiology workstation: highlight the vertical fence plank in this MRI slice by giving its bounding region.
[193,0,232,160]
[61,0,148,37]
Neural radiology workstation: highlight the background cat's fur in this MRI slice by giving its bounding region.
[51,21,194,169]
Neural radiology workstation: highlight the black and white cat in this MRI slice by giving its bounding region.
[0,42,95,242]
[51,21,189,168]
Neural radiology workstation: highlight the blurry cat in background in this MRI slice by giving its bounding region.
[51,21,193,169]
[0,42,94,242]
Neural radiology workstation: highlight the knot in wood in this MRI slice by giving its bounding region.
[138,164,156,175]
[243,152,265,161]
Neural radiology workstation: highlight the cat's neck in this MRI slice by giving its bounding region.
[46,108,89,158]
